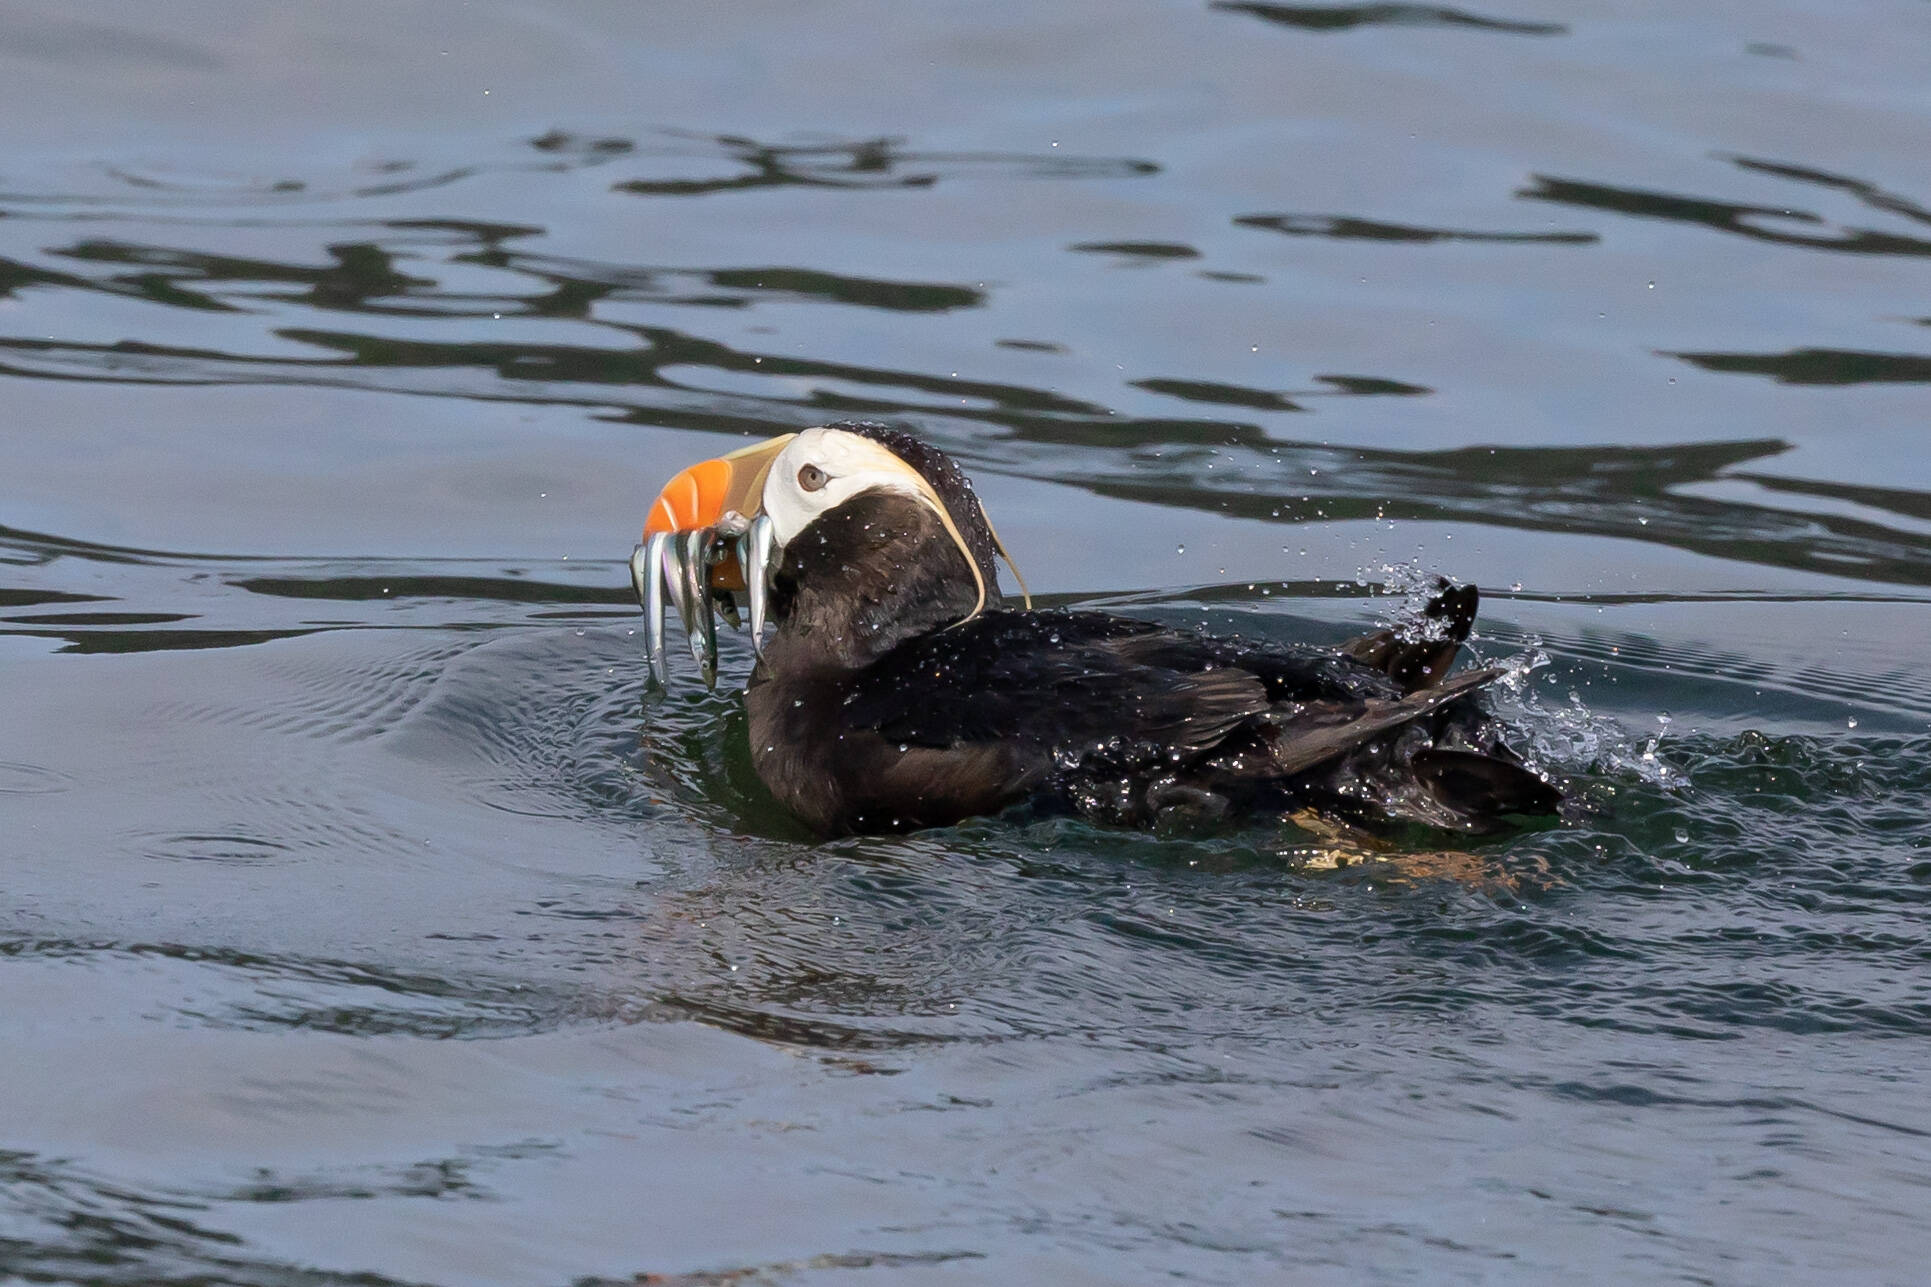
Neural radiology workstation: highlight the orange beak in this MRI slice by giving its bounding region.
[642,434,794,591]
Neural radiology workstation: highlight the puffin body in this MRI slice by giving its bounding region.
[635,422,1560,838]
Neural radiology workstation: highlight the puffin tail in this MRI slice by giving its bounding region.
[1340,579,1479,694]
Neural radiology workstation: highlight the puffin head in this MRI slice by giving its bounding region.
[633,422,1026,687]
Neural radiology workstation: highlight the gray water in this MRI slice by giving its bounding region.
[4,2,1930,1283]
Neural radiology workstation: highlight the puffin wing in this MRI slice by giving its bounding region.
[1129,580,1486,701]
[842,610,1553,828]
[1101,624,1399,704]
[1257,667,1500,775]
[846,609,1490,773]
[853,602,1498,761]
[844,611,1271,757]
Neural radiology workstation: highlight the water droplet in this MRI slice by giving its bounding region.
[1847,716,1859,729]
[1176,544,1186,555]
[1510,581,1523,592]
[1656,712,1672,726]
[1673,826,1689,843]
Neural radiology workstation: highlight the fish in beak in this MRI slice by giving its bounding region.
[632,424,1030,691]
[630,434,793,690]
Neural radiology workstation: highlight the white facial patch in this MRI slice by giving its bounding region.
[760,427,939,547]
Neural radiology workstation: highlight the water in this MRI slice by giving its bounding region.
[4,1,1930,1282]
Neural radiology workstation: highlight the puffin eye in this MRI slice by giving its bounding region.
[797,463,830,493]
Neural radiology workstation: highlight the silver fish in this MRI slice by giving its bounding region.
[633,532,673,690]
[743,512,778,662]
[677,529,718,688]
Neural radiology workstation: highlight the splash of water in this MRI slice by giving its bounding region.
[1357,560,1462,644]
[1490,640,1683,788]
[1360,562,1681,790]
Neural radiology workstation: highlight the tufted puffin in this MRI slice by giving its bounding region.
[630,422,1561,838]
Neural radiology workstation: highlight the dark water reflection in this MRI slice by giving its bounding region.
[1521,154,1931,258]
[1212,3,1568,37]
[1670,346,1931,384]
[1235,211,1598,244]
[608,132,1160,196]
[6,203,1931,586]
[4,1,1931,1283]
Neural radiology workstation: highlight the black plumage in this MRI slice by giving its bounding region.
[736,425,1559,837]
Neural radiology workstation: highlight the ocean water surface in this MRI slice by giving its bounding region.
[3,1,1929,1282]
